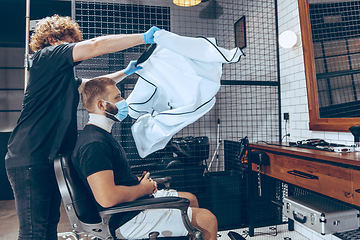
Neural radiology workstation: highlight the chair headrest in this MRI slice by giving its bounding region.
[60,154,102,224]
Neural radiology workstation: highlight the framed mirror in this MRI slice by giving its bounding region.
[299,0,360,131]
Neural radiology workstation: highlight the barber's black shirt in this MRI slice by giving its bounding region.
[5,43,81,168]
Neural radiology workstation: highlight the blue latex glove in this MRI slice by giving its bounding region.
[124,60,143,76]
[143,26,161,44]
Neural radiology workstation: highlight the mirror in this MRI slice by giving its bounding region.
[299,0,360,131]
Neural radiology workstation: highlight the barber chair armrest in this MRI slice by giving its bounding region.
[136,173,172,188]
[152,175,171,188]
[99,197,189,216]
[99,197,203,240]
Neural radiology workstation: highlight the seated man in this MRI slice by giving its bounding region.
[72,76,218,240]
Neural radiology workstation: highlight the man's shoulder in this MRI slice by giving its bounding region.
[80,124,110,138]
[32,43,75,59]
[71,126,116,181]
[72,131,105,173]
[75,125,111,151]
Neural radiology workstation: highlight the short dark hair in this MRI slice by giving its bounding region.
[81,77,116,112]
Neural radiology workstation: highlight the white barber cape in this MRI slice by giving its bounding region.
[127,30,244,158]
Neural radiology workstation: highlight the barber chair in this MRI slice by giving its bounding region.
[54,153,203,240]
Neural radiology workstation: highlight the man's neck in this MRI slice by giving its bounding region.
[88,113,115,133]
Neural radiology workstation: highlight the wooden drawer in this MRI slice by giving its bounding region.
[352,170,360,206]
[252,152,353,204]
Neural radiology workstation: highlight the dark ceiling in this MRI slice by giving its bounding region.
[0,0,71,47]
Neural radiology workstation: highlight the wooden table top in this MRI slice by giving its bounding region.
[249,142,360,168]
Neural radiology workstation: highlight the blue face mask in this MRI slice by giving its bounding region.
[103,99,129,122]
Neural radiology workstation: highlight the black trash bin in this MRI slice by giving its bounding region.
[204,170,247,231]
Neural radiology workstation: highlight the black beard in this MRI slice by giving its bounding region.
[105,103,119,122]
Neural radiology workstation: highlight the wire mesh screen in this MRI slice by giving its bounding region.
[310,0,360,118]
[73,0,279,231]
[248,174,284,227]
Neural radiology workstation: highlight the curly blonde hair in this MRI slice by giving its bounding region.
[30,14,83,52]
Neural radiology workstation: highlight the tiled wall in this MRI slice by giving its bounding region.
[278,0,351,239]
[278,0,354,146]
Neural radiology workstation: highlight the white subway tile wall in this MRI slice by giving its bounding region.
[278,0,354,239]
[277,0,354,145]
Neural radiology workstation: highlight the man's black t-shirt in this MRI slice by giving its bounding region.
[72,124,139,209]
[5,43,81,168]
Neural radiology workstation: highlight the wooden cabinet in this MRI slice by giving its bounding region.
[252,152,353,204]
[249,143,360,207]
[352,170,360,206]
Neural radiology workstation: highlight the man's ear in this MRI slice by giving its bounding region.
[96,99,106,111]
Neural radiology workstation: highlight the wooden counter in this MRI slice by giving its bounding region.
[249,142,360,207]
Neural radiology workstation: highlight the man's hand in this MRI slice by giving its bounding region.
[150,178,158,194]
[138,171,146,181]
[139,172,158,196]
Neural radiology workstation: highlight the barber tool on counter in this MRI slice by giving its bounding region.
[349,125,360,151]
[289,138,355,153]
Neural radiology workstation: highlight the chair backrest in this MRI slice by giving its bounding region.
[54,153,102,224]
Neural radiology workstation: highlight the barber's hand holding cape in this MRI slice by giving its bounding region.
[123,26,161,77]
[124,60,142,76]
[143,26,161,44]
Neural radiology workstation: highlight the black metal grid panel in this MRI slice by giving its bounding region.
[247,173,284,229]
[214,0,280,171]
[73,0,279,231]
[225,139,286,230]
[74,1,171,81]
[309,0,360,117]
[224,140,248,171]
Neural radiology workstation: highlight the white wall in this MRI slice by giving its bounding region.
[278,0,354,146]
[278,1,348,239]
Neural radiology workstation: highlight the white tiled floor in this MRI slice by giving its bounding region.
[1,199,346,240]
[58,227,350,240]
[218,224,344,240]
[57,223,349,240]
[218,224,309,240]
[294,222,342,240]
[62,224,344,240]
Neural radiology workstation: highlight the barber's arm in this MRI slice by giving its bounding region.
[78,60,142,92]
[87,170,156,208]
[72,26,160,63]
[102,60,143,83]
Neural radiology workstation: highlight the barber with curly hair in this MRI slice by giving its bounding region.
[5,14,160,240]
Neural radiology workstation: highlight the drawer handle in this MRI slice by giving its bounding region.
[287,170,319,180]
[293,211,307,224]
[345,192,353,198]
[355,189,360,193]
